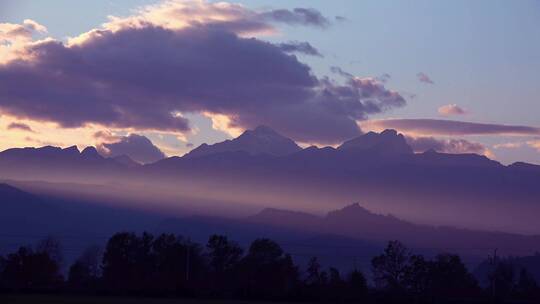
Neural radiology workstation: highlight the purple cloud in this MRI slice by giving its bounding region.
[406,136,487,155]
[97,134,165,164]
[0,21,406,144]
[365,119,540,136]
[277,41,322,57]
[7,122,34,132]
[417,72,434,84]
[262,8,330,28]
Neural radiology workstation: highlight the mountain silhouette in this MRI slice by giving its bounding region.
[111,154,141,167]
[248,203,540,256]
[1,127,540,234]
[184,125,302,158]
[338,129,413,155]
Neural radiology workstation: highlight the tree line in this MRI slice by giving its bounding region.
[0,233,539,303]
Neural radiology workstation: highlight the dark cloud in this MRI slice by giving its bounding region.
[406,136,487,154]
[277,41,322,57]
[330,66,354,78]
[262,8,330,28]
[417,72,434,84]
[366,119,540,136]
[0,23,406,144]
[7,122,33,132]
[97,134,165,164]
[377,73,391,83]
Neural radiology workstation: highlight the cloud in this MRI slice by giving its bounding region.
[417,72,434,84]
[363,119,540,137]
[261,8,330,28]
[377,73,391,83]
[494,142,523,149]
[330,66,353,78]
[277,41,322,56]
[7,122,34,132]
[0,19,47,42]
[93,130,120,143]
[0,1,406,145]
[493,140,540,153]
[526,140,540,152]
[70,0,331,43]
[406,136,488,155]
[97,134,166,164]
[438,104,466,116]
[1,19,48,63]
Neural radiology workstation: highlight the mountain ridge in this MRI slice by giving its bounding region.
[184,125,302,158]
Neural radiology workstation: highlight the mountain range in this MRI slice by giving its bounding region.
[1,126,540,235]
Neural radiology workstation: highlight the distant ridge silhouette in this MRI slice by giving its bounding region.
[184,125,302,158]
[338,129,413,155]
[247,203,540,256]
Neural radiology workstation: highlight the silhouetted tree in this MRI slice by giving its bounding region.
[516,268,539,300]
[0,254,5,290]
[1,245,63,291]
[372,240,410,291]
[152,234,206,293]
[489,260,515,300]
[347,269,368,299]
[68,245,102,291]
[403,254,430,295]
[328,267,343,287]
[101,232,154,292]
[305,257,322,286]
[206,234,243,295]
[427,253,479,298]
[36,236,63,267]
[237,238,298,299]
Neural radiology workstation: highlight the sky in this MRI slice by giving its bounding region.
[1,0,539,164]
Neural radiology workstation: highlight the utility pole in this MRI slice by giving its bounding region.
[186,245,190,282]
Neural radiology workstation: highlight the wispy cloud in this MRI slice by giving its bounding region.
[363,119,540,137]
[277,41,322,57]
[7,122,34,132]
[417,72,434,84]
[406,135,488,155]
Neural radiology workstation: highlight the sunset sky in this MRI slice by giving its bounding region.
[1,0,539,164]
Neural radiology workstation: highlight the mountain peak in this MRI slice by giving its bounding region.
[240,125,288,141]
[338,129,413,155]
[253,125,279,135]
[111,154,141,167]
[185,126,301,158]
[81,146,103,160]
[327,203,373,217]
[63,145,80,155]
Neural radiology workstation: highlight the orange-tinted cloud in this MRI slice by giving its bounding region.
[438,104,466,116]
